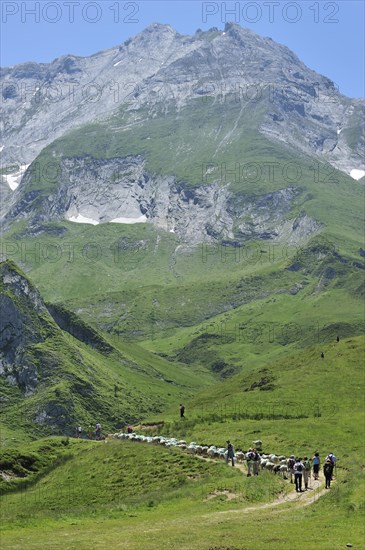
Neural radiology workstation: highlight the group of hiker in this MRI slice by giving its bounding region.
[75,422,102,440]
[225,441,337,491]
[289,453,337,491]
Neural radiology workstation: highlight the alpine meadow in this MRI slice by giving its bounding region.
[0,18,364,550]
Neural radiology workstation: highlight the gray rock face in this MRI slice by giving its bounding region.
[5,155,320,244]
[1,23,363,177]
[0,264,47,394]
[0,24,199,167]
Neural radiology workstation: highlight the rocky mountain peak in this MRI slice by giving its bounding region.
[0,23,364,238]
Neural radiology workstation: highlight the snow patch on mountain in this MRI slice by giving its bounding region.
[2,165,30,190]
[110,215,147,224]
[350,169,365,180]
[67,213,99,225]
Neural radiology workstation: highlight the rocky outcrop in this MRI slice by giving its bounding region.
[4,155,321,245]
[0,262,114,397]
[0,262,50,394]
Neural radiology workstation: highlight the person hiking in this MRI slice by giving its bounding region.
[294,458,305,492]
[303,456,311,490]
[321,352,325,359]
[95,423,102,440]
[312,452,320,480]
[336,335,340,342]
[76,426,82,439]
[324,459,334,488]
[252,449,261,476]
[288,455,296,483]
[226,440,235,466]
[326,453,337,479]
[246,449,254,476]
[180,404,185,418]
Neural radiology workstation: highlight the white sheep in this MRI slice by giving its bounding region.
[114,432,294,483]
[235,451,245,463]
[260,459,268,469]
[279,464,288,478]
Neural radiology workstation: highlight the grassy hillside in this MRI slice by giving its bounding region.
[142,336,364,454]
[0,261,215,447]
[0,377,363,550]
[1,75,364,549]
[2,222,363,340]
[1,274,363,548]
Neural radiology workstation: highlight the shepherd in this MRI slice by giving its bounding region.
[226,440,235,466]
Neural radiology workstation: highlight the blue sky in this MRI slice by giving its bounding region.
[1,0,364,98]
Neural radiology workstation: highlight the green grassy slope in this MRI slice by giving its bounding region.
[144,337,364,455]
[0,261,215,446]
[0,349,363,550]
[0,76,364,549]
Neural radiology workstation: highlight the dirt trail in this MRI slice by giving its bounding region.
[193,453,328,516]
[206,479,327,518]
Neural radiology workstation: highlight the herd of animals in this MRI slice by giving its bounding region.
[110,433,301,478]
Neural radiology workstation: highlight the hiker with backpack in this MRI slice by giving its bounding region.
[294,458,305,492]
[226,440,235,466]
[325,453,337,479]
[303,456,311,490]
[246,448,254,476]
[180,404,185,418]
[324,459,334,488]
[288,455,296,483]
[312,452,320,480]
[95,422,102,440]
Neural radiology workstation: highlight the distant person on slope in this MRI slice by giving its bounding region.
[180,404,185,418]
[95,423,102,440]
[294,458,305,492]
[324,459,334,488]
[312,452,320,480]
[226,440,235,466]
[76,426,82,439]
[321,352,325,359]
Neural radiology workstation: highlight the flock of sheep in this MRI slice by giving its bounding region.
[110,432,289,477]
